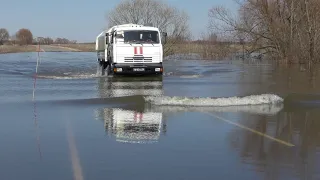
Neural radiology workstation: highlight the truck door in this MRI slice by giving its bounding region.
[109,32,114,62]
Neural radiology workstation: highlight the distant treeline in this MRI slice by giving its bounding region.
[210,0,320,68]
[0,28,77,45]
[76,40,248,45]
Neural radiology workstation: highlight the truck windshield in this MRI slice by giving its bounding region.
[122,30,160,44]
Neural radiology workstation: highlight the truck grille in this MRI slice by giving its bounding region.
[124,55,152,63]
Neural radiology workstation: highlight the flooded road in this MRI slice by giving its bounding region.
[0,52,320,180]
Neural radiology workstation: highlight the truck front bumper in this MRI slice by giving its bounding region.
[112,63,163,75]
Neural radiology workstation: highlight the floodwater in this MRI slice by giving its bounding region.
[0,52,320,180]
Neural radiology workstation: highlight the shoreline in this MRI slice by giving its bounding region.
[0,44,94,54]
[0,45,38,54]
[0,43,247,61]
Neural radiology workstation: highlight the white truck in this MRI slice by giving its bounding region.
[95,23,167,76]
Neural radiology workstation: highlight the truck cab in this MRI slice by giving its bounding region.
[95,24,167,76]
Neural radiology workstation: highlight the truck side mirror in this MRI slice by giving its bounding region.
[161,32,167,44]
[106,33,109,44]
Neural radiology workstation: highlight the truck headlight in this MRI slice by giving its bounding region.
[155,68,161,72]
[114,68,122,72]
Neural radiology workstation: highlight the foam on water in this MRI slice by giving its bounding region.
[179,74,202,78]
[144,94,283,106]
[150,103,284,115]
[36,73,101,79]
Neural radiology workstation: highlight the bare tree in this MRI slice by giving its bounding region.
[208,0,320,69]
[54,37,72,44]
[16,28,33,45]
[9,34,17,45]
[35,37,54,45]
[105,0,190,56]
[42,37,54,45]
[0,28,9,45]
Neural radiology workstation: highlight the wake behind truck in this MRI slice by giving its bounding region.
[95,23,167,76]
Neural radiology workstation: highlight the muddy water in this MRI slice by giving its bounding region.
[0,52,320,180]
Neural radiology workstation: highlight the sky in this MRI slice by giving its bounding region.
[1,0,239,42]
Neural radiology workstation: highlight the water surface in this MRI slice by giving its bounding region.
[0,52,320,180]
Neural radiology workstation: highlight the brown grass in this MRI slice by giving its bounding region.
[171,42,248,60]
[0,45,37,54]
[51,43,95,52]
[1,43,247,60]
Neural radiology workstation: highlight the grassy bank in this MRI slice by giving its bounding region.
[0,45,37,54]
[0,44,94,54]
[51,43,95,52]
[171,42,245,60]
[53,42,245,59]
[1,43,246,59]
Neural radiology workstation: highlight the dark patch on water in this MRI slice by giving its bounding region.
[282,93,320,112]
[283,93,320,104]
[50,95,145,106]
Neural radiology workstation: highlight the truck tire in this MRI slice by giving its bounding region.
[105,56,113,76]
[97,60,105,76]
[105,64,111,76]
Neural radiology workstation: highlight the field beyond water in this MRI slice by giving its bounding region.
[0,45,39,54]
[0,42,245,60]
[0,51,320,180]
[0,44,88,54]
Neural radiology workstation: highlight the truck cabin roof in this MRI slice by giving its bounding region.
[112,26,159,33]
[96,25,160,40]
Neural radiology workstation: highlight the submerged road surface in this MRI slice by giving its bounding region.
[0,52,320,180]
[39,45,81,52]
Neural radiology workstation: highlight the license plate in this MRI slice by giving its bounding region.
[133,68,145,72]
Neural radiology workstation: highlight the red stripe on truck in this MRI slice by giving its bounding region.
[134,47,137,54]
[134,112,143,123]
[140,47,143,54]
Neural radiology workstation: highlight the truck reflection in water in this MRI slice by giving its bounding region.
[100,107,165,144]
[96,76,165,143]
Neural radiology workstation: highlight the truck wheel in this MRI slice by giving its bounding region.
[101,65,105,76]
[105,64,112,76]
[97,61,105,76]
